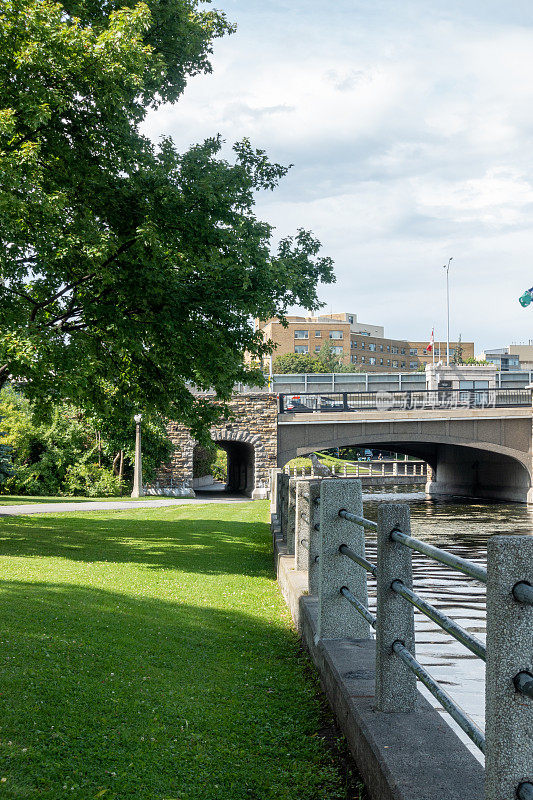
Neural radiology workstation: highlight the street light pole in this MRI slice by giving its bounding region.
[131,413,144,498]
[443,257,453,366]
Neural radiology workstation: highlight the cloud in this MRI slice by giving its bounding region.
[142,2,533,348]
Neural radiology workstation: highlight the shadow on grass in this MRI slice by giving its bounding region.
[0,515,273,577]
[0,580,345,800]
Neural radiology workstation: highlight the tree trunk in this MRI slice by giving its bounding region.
[112,450,121,476]
[0,365,10,391]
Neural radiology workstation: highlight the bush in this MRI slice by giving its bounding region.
[63,464,124,497]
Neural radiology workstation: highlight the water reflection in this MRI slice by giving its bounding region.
[360,486,533,762]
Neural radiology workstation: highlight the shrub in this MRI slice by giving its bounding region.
[63,464,124,497]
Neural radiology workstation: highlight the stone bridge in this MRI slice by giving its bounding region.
[156,392,533,503]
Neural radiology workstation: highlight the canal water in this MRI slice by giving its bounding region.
[359,486,533,762]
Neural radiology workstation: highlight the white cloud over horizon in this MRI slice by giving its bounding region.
[143,1,533,352]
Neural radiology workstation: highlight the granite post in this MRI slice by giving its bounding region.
[308,480,322,595]
[375,504,417,712]
[317,479,371,640]
[485,535,533,800]
[287,478,297,554]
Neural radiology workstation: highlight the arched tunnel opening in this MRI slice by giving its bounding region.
[193,441,255,497]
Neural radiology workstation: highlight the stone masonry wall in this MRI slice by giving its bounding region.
[154,394,278,492]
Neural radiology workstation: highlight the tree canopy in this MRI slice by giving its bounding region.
[0,0,334,438]
[273,342,360,374]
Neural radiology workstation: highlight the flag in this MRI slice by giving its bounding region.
[519,287,533,307]
[427,329,434,352]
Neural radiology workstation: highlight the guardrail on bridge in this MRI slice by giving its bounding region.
[278,388,532,413]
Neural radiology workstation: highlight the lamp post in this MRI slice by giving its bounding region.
[443,257,453,366]
[131,413,144,498]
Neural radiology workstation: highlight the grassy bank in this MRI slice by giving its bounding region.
[0,501,362,799]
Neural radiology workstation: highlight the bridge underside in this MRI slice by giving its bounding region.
[278,412,533,504]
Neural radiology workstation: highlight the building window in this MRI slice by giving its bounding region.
[391,346,398,354]
[360,341,365,349]
[393,360,398,367]
[348,315,354,324]
[386,345,390,351]
[361,356,365,363]
[410,348,417,355]
[294,330,308,339]
[295,345,309,353]
[401,361,406,368]
[331,346,343,355]
[410,361,417,368]
[401,348,405,354]
[379,358,383,365]
[369,343,376,351]
[379,345,383,352]
[329,331,343,339]
[369,357,376,365]
[315,330,322,337]
[315,346,321,353]
[351,355,357,363]
[386,360,390,366]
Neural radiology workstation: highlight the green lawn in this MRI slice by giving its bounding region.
[0,495,171,505]
[0,501,362,799]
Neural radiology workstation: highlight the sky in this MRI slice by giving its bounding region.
[143,0,533,353]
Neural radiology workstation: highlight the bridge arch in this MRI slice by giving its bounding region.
[278,416,533,503]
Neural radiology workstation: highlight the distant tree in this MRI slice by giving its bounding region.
[272,353,329,374]
[453,334,464,365]
[0,0,334,440]
[316,341,344,372]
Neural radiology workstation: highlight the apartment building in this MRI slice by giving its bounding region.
[480,343,533,371]
[257,313,474,372]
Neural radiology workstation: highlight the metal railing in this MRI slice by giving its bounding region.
[278,388,532,413]
[273,473,533,800]
[283,459,427,479]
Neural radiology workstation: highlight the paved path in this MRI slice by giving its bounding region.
[0,494,250,517]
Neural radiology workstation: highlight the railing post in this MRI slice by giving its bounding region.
[342,391,349,411]
[270,468,282,515]
[278,472,289,542]
[375,503,417,712]
[317,479,371,640]
[485,535,533,800]
[295,479,320,572]
[308,480,322,595]
[393,461,398,476]
[286,478,297,554]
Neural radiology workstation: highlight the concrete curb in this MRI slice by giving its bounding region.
[275,535,484,800]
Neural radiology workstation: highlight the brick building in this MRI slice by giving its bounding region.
[258,312,474,372]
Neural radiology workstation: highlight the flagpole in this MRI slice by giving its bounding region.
[443,258,453,366]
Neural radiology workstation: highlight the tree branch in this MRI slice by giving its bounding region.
[29,237,138,322]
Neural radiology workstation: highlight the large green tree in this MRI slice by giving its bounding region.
[0,0,334,438]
